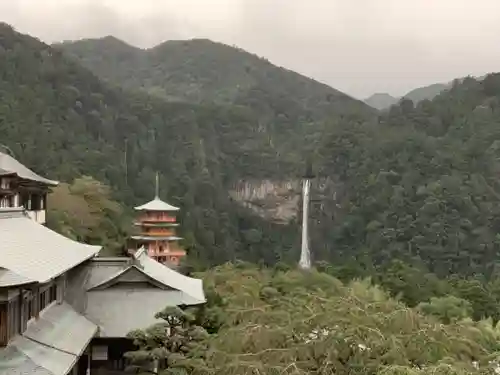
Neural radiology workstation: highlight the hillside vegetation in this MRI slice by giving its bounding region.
[57,37,370,114]
[314,74,500,278]
[126,263,500,375]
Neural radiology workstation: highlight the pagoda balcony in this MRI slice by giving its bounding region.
[26,209,46,224]
[131,235,182,241]
[134,221,179,227]
[139,217,177,223]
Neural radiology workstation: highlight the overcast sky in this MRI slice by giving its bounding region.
[1,0,500,98]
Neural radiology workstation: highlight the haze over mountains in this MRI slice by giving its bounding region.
[364,76,489,110]
[364,83,452,110]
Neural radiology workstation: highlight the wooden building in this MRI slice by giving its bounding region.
[0,151,58,224]
[129,175,187,266]
[0,155,205,375]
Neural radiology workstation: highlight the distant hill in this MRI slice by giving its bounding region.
[364,78,492,110]
[403,82,451,103]
[364,93,398,110]
[364,82,452,110]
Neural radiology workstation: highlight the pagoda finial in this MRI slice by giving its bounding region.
[155,172,159,198]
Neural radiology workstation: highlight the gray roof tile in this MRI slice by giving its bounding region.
[86,289,199,337]
[135,248,205,303]
[0,267,36,287]
[0,210,101,283]
[0,303,97,375]
[23,302,97,356]
[82,250,205,337]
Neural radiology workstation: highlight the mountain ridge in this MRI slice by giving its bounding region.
[55,36,371,112]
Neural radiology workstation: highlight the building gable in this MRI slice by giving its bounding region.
[87,266,174,291]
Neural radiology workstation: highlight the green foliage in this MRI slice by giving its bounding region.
[46,176,129,255]
[125,306,209,375]
[183,264,500,375]
[418,296,473,324]
[314,73,500,279]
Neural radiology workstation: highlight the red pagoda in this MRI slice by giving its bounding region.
[129,174,186,266]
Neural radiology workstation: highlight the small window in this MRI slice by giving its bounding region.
[27,298,33,319]
[39,291,47,312]
[49,285,57,303]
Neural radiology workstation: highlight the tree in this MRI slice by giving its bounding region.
[417,296,473,324]
[188,264,500,375]
[125,306,209,375]
[47,176,129,255]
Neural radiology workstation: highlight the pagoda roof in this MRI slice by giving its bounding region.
[0,151,59,186]
[131,235,182,241]
[0,208,101,283]
[134,197,179,211]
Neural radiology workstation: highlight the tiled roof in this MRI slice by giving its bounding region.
[23,302,97,355]
[0,267,36,287]
[86,249,205,303]
[0,209,101,283]
[0,302,98,375]
[134,248,205,302]
[86,289,200,337]
[134,197,179,211]
[82,250,205,337]
[0,151,58,186]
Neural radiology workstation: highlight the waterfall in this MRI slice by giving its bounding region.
[299,178,311,269]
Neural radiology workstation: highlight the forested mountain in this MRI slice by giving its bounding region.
[403,82,451,104]
[56,37,371,117]
[0,24,375,267]
[314,74,500,278]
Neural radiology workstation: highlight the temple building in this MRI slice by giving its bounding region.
[0,150,58,224]
[129,174,186,266]
[0,154,205,375]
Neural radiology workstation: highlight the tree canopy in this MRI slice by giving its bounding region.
[129,264,500,375]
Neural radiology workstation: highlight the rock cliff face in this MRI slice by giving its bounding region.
[229,179,301,224]
[229,177,344,224]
